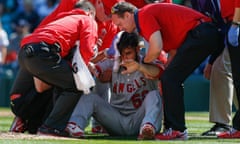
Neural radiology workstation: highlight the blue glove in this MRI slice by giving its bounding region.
[228,25,239,47]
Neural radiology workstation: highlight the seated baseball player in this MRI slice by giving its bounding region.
[65,31,164,140]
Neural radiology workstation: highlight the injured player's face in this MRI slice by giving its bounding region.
[120,47,137,61]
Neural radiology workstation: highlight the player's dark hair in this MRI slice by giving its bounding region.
[117,31,139,55]
[111,2,137,17]
[74,0,96,13]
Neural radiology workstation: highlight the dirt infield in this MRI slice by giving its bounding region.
[0,132,77,140]
[0,111,14,117]
[0,110,79,140]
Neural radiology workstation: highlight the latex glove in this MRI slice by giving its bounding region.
[228,25,239,47]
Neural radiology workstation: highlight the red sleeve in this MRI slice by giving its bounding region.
[97,20,119,52]
[102,0,124,15]
[125,0,146,8]
[79,18,98,64]
[126,0,172,8]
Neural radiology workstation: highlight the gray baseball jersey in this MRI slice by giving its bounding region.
[97,56,159,115]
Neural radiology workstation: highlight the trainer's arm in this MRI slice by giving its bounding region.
[144,31,163,63]
[138,63,161,78]
[232,7,240,23]
[121,60,161,78]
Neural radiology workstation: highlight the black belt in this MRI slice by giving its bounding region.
[23,41,61,57]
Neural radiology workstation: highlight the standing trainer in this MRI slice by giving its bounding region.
[111,2,221,140]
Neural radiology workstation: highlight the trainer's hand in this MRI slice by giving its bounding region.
[228,24,239,47]
[120,59,139,74]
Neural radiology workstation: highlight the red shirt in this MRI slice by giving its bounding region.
[97,20,119,52]
[236,0,240,6]
[21,9,98,64]
[221,0,240,22]
[102,0,124,15]
[126,0,172,8]
[126,0,147,8]
[136,3,210,52]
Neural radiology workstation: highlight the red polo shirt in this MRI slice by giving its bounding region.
[126,0,172,8]
[136,3,210,52]
[102,0,124,15]
[221,0,240,21]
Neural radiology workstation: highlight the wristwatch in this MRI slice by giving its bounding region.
[232,21,240,26]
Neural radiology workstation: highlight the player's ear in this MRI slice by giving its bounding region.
[124,11,131,19]
[136,46,141,53]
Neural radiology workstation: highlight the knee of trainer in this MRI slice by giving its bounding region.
[35,85,48,93]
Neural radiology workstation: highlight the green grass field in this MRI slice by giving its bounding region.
[0,107,239,144]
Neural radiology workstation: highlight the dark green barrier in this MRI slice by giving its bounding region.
[0,66,15,107]
[184,74,210,111]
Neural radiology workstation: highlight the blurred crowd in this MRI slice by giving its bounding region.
[0,0,59,73]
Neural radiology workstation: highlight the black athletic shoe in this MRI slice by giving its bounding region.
[202,123,232,136]
[37,125,69,137]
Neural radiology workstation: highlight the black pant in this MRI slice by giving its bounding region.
[10,67,54,133]
[18,42,82,130]
[18,42,77,91]
[160,22,221,131]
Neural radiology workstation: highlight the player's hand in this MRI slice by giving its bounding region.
[120,59,139,74]
[228,24,239,47]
